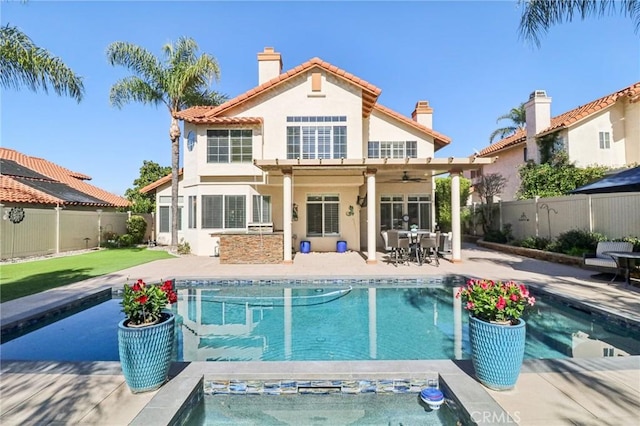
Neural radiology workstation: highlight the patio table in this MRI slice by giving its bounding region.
[603,251,640,286]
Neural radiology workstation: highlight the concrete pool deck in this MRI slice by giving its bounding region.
[1,243,639,425]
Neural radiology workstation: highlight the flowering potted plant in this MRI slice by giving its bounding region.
[456,279,535,324]
[118,279,178,393]
[456,279,536,391]
[121,279,178,327]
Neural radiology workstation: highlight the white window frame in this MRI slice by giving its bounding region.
[306,194,340,237]
[252,195,272,223]
[599,131,611,149]
[206,129,253,163]
[201,195,246,230]
[286,116,347,159]
[368,141,417,159]
[380,194,405,230]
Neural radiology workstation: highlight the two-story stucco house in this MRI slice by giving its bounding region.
[141,48,492,263]
[469,82,640,201]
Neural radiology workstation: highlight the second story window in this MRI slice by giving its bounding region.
[599,131,611,149]
[207,129,253,163]
[368,141,417,159]
[286,116,347,159]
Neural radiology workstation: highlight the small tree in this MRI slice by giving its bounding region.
[125,160,171,214]
[474,173,507,233]
[435,177,471,232]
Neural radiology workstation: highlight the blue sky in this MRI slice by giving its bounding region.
[2,1,638,196]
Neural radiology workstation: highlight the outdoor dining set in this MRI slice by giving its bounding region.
[381,229,443,267]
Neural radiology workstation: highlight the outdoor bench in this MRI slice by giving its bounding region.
[582,241,634,273]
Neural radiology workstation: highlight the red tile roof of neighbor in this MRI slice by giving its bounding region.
[478,81,640,156]
[0,148,130,207]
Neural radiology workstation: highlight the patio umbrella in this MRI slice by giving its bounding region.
[570,166,640,194]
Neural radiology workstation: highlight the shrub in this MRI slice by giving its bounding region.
[126,216,147,244]
[118,233,136,247]
[517,236,552,251]
[619,236,640,251]
[546,229,606,255]
[177,238,191,255]
[483,229,508,244]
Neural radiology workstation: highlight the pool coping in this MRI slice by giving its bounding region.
[131,360,515,425]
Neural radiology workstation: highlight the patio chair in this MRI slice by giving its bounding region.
[420,232,440,267]
[386,230,410,266]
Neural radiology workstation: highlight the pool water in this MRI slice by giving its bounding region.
[1,284,639,361]
[183,393,462,426]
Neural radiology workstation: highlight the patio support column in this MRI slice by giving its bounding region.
[450,170,462,262]
[55,205,62,254]
[283,169,293,264]
[366,169,377,264]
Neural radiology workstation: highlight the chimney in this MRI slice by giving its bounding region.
[411,101,433,128]
[257,47,282,85]
[524,90,552,163]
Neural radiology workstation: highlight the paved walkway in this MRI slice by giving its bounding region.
[1,244,639,425]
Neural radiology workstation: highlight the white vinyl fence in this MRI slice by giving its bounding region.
[465,192,640,241]
[0,207,130,260]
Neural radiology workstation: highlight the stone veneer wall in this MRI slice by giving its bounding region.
[217,233,283,264]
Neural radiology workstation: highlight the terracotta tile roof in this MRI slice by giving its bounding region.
[478,129,526,156]
[477,81,640,156]
[0,176,62,204]
[182,117,264,125]
[539,81,640,135]
[176,57,382,123]
[139,169,182,194]
[0,148,130,207]
[373,104,451,150]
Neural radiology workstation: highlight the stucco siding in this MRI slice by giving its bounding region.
[567,105,626,168]
[368,110,435,158]
[478,144,525,201]
[624,100,640,164]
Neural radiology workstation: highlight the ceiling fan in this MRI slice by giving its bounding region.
[381,171,428,183]
[400,171,426,183]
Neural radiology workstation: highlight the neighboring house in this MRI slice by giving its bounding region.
[0,147,129,209]
[141,47,492,263]
[0,148,130,259]
[468,82,640,201]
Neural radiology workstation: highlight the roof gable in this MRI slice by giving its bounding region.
[372,104,451,150]
[176,57,382,124]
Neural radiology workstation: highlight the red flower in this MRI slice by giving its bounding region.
[496,296,506,310]
[136,295,148,304]
[167,291,178,304]
[510,293,519,302]
[132,279,145,292]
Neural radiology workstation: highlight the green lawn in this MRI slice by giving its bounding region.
[0,248,175,303]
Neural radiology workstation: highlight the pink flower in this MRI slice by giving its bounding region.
[528,296,536,306]
[510,293,519,302]
[496,296,506,310]
[466,301,475,310]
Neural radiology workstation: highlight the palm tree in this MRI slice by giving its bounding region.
[519,0,640,47]
[489,103,526,143]
[107,37,225,249]
[0,24,84,101]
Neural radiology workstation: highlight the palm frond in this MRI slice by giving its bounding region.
[109,76,163,109]
[0,24,84,102]
[519,0,640,47]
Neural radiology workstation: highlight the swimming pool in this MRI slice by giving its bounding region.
[1,278,639,361]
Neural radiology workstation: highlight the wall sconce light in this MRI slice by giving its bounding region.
[356,193,367,208]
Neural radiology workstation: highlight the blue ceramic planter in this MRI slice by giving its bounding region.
[118,312,175,393]
[468,316,526,391]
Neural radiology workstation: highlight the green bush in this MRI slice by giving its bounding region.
[546,229,606,255]
[483,229,508,244]
[517,236,552,250]
[118,233,136,247]
[126,216,147,244]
